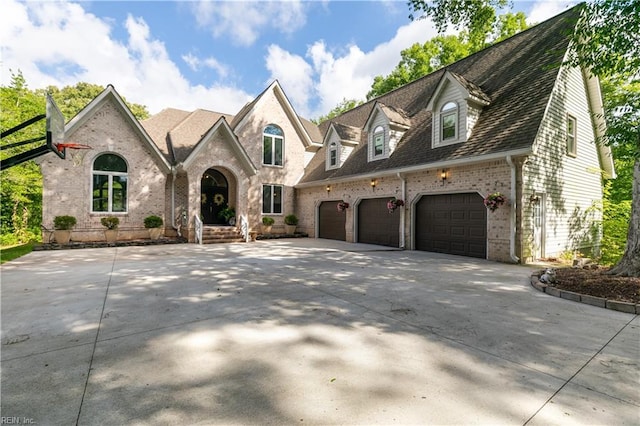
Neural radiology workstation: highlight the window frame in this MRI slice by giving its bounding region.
[262,184,283,215]
[91,153,128,214]
[369,125,386,161]
[440,101,458,142]
[327,141,339,169]
[566,114,577,157]
[262,124,284,167]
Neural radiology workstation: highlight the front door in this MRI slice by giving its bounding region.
[201,169,229,225]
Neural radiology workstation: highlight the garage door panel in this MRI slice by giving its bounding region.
[416,193,487,259]
[358,198,400,248]
[319,201,346,241]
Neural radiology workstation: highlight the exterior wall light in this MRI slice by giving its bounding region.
[370,179,377,189]
[441,169,448,185]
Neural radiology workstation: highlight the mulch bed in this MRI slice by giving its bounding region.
[551,267,640,304]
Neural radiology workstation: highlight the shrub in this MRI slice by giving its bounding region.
[218,207,236,221]
[262,216,275,226]
[284,214,298,226]
[100,216,119,230]
[53,215,77,230]
[144,215,163,228]
[600,199,631,266]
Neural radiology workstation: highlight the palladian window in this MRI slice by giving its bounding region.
[263,124,284,166]
[92,153,127,213]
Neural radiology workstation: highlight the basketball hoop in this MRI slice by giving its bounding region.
[56,142,92,166]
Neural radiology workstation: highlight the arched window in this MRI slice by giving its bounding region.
[92,153,128,213]
[328,142,339,167]
[263,124,284,166]
[372,126,385,157]
[441,102,458,141]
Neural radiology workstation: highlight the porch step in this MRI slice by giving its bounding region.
[201,226,245,244]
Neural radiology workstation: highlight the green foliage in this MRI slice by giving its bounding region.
[53,215,77,230]
[262,216,275,226]
[217,207,236,221]
[284,214,298,225]
[314,98,364,123]
[366,13,527,100]
[100,216,120,230]
[1,72,151,244]
[41,82,149,121]
[600,199,632,265]
[569,0,640,80]
[144,215,163,228]
[408,0,509,51]
[0,242,34,264]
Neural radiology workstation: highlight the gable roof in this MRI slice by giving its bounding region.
[181,117,257,176]
[65,85,171,173]
[300,5,583,185]
[327,122,362,145]
[231,80,321,149]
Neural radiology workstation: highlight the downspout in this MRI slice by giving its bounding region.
[397,172,406,249]
[505,156,520,263]
[171,166,179,236]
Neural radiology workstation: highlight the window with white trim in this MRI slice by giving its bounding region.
[328,142,339,168]
[441,101,458,141]
[92,153,128,213]
[566,114,577,156]
[263,124,284,166]
[262,184,283,214]
[372,125,385,159]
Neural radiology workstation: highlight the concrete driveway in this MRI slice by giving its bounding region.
[1,239,638,425]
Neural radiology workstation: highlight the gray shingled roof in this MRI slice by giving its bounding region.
[331,122,362,143]
[300,5,581,185]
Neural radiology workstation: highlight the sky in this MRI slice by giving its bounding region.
[1,0,576,119]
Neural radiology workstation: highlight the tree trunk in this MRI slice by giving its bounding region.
[607,159,640,277]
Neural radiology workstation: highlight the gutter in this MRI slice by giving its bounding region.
[505,155,520,263]
[296,147,531,188]
[397,172,406,249]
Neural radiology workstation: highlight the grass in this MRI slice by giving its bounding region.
[0,242,34,264]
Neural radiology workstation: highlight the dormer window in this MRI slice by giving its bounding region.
[328,142,339,169]
[368,125,386,161]
[441,102,458,141]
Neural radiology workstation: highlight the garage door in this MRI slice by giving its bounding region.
[415,193,486,258]
[358,198,400,247]
[318,201,346,241]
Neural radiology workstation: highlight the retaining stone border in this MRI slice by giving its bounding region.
[33,237,188,251]
[530,273,640,315]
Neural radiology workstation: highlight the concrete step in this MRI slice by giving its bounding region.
[201,226,244,244]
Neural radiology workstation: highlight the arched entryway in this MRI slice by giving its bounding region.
[201,169,229,225]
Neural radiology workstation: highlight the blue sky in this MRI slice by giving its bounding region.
[1,1,575,119]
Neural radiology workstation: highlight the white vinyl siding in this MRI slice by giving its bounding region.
[523,65,603,261]
[432,82,467,147]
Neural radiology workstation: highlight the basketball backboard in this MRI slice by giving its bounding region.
[46,94,65,159]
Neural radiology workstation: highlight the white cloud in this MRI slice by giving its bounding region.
[266,16,443,118]
[182,52,230,78]
[189,0,307,47]
[526,1,576,25]
[0,0,252,114]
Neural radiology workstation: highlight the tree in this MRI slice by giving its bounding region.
[570,0,640,277]
[367,34,471,100]
[407,0,640,276]
[314,98,364,124]
[408,0,509,51]
[1,73,151,244]
[39,82,149,121]
[366,12,527,100]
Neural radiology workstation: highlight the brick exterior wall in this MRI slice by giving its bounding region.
[296,160,514,262]
[40,99,167,242]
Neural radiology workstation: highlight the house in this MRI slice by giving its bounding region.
[39,81,323,243]
[39,4,613,263]
[295,4,613,263]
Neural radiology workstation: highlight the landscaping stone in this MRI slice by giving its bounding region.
[605,300,637,314]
